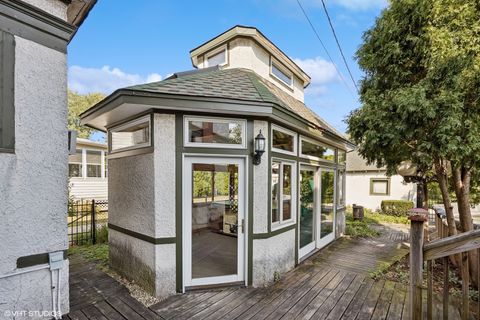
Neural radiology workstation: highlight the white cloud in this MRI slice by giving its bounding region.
[293,57,338,96]
[329,0,387,11]
[68,65,162,94]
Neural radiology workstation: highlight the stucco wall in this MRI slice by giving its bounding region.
[154,244,176,297]
[252,229,296,287]
[153,114,176,238]
[0,36,69,317]
[108,153,155,236]
[22,0,68,20]
[253,120,269,234]
[109,229,157,295]
[346,172,416,211]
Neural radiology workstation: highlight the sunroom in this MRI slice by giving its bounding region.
[80,25,351,298]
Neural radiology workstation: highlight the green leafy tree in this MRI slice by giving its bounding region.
[347,0,480,282]
[68,90,105,139]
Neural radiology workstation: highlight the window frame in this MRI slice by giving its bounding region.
[204,44,228,67]
[270,58,293,88]
[271,124,298,156]
[109,115,152,153]
[299,136,336,162]
[183,115,247,149]
[370,178,391,196]
[271,158,297,231]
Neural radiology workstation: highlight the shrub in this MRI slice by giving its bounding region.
[381,200,414,217]
[96,224,109,244]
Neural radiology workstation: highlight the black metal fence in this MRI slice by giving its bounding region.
[68,199,108,246]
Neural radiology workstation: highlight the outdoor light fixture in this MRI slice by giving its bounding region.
[396,160,425,208]
[253,130,266,165]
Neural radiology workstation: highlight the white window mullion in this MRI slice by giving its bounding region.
[101,150,105,179]
[82,149,87,179]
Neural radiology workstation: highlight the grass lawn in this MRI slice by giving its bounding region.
[69,243,109,271]
[344,207,409,238]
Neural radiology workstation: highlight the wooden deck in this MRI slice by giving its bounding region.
[66,225,416,319]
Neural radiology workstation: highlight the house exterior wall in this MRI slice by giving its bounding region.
[108,114,177,298]
[198,38,305,102]
[253,120,269,234]
[346,172,416,211]
[252,229,296,286]
[0,23,70,320]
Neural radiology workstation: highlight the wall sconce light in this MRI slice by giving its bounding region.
[253,130,266,165]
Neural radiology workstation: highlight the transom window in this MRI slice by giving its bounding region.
[184,116,246,149]
[370,178,390,196]
[110,116,151,152]
[205,46,227,67]
[270,60,293,87]
[300,137,335,162]
[271,160,296,228]
[271,125,297,155]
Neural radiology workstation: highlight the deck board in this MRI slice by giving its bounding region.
[68,228,450,319]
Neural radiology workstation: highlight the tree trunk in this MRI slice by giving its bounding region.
[423,181,429,210]
[434,160,457,236]
[452,166,478,288]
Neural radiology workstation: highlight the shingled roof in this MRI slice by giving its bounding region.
[127,67,346,139]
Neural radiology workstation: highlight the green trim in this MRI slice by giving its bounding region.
[267,122,272,233]
[0,31,14,151]
[175,113,183,293]
[0,0,75,53]
[252,223,296,239]
[369,177,391,196]
[183,147,249,156]
[17,251,67,268]
[247,119,254,286]
[108,224,176,245]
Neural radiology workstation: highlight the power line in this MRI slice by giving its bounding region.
[320,0,359,93]
[296,0,356,97]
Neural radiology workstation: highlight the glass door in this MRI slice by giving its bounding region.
[299,166,317,258]
[318,168,336,248]
[183,157,245,288]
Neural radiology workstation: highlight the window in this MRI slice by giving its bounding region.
[337,169,345,207]
[110,116,151,152]
[270,60,293,87]
[86,150,102,178]
[300,137,335,162]
[68,149,83,178]
[370,178,390,196]
[338,150,346,165]
[0,31,15,152]
[205,47,227,67]
[184,116,246,148]
[271,160,296,227]
[271,125,297,155]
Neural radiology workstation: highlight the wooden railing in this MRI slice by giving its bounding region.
[409,208,480,319]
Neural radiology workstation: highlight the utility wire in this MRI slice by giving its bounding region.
[296,0,356,97]
[320,0,359,93]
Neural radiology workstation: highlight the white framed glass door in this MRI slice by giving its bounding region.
[299,165,317,258]
[317,168,336,248]
[183,156,245,288]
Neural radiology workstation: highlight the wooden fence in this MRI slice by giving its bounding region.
[409,208,480,319]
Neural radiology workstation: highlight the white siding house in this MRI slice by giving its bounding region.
[69,138,108,200]
[346,150,416,211]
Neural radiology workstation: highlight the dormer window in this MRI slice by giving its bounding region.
[270,59,293,87]
[205,45,228,67]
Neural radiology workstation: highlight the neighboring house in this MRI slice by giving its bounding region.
[69,138,108,200]
[0,1,95,319]
[346,150,416,211]
[81,25,352,299]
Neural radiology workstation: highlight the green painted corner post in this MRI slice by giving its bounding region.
[409,209,428,320]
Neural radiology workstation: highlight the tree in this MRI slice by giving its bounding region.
[347,0,480,283]
[68,90,105,139]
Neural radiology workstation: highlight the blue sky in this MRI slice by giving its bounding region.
[68,0,387,133]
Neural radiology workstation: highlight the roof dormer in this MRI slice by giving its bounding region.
[190,25,311,102]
